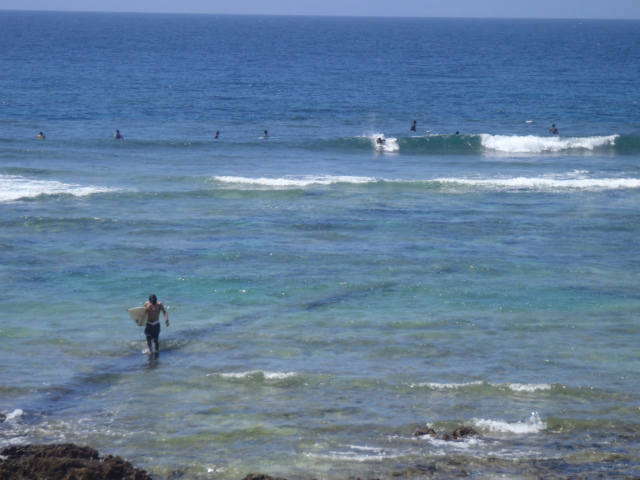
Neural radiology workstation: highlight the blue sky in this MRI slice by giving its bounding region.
[2,0,640,19]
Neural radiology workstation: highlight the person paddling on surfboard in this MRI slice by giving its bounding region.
[144,294,169,354]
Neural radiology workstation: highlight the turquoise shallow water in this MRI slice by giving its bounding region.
[1,11,640,479]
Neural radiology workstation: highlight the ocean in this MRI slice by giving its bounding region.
[1,10,640,479]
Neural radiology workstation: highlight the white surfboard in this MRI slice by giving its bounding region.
[128,307,148,327]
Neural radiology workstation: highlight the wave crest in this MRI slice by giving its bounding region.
[209,370,297,380]
[213,175,377,188]
[479,134,618,153]
[0,175,120,203]
[321,133,628,155]
[473,412,546,435]
[411,381,552,392]
[434,176,640,190]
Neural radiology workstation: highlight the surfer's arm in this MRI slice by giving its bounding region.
[160,303,169,325]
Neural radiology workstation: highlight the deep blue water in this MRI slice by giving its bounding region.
[1,11,640,480]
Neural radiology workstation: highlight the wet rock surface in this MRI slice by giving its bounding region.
[0,443,152,480]
[413,426,480,440]
[242,474,291,480]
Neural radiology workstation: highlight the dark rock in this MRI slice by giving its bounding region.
[0,443,152,480]
[242,474,290,480]
[413,426,480,441]
[412,427,437,437]
[243,476,381,480]
[451,426,479,439]
[1,443,100,460]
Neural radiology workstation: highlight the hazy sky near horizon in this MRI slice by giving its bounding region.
[2,0,640,19]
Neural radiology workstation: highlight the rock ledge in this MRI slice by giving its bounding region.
[413,426,480,440]
[0,443,152,480]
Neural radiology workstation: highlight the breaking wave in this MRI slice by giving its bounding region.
[312,133,634,155]
[0,175,120,203]
[212,174,640,192]
[213,175,377,188]
[478,134,619,153]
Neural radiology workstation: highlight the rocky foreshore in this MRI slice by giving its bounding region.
[0,428,479,480]
[0,443,152,480]
[0,446,316,480]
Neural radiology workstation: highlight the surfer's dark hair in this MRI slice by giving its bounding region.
[149,294,157,304]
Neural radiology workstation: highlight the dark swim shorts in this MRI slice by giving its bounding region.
[144,322,161,340]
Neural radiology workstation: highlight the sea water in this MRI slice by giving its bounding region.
[1,11,640,479]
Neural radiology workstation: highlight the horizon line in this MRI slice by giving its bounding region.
[1,8,638,21]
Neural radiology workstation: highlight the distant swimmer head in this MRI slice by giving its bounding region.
[149,294,158,304]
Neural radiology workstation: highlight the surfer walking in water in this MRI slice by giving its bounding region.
[145,294,169,354]
[549,124,559,135]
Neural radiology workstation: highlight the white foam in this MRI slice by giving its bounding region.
[480,134,618,153]
[214,370,297,380]
[348,445,386,452]
[367,133,400,153]
[0,175,119,202]
[411,381,483,389]
[3,409,24,423]
[411,381,552,393]
[434,176,640,191]
[414,435,481,451]
[305,446,398,462]
[494,382,552,392]
[473,412,545,435]
[263,371,297,380]
[213,175,376,188]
